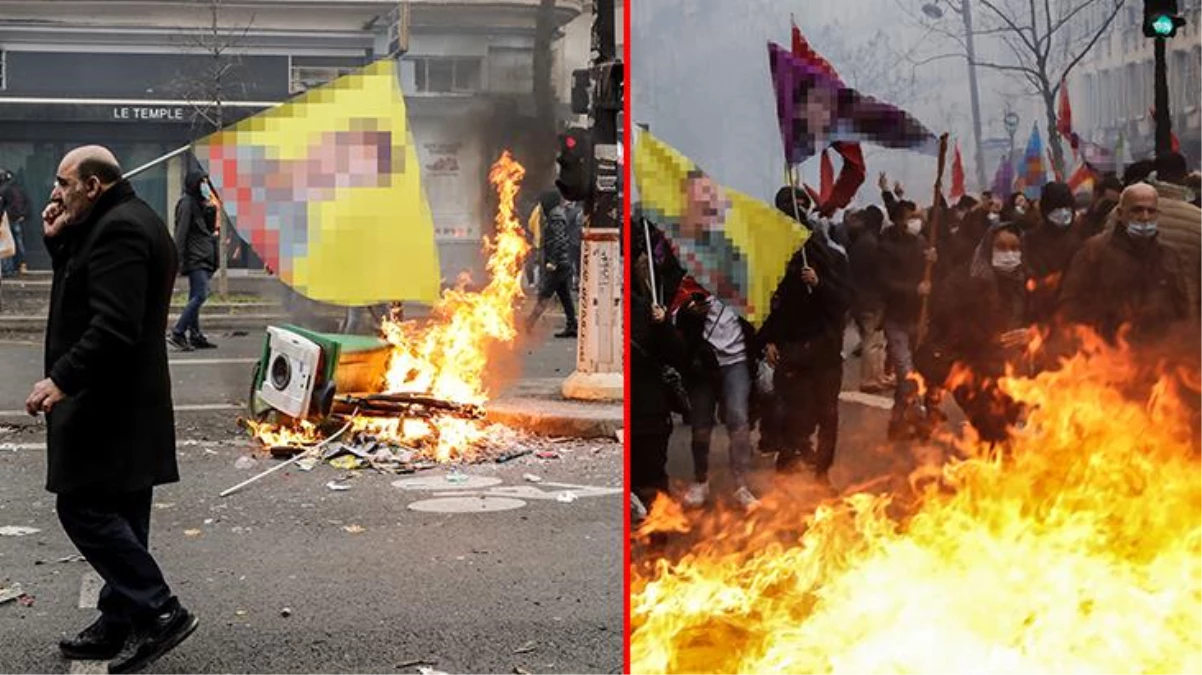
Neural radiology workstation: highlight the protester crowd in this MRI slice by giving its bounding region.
[631,151,1201,515]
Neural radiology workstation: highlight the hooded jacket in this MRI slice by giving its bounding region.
[1021,182,1083,326]
[174,169,218,275]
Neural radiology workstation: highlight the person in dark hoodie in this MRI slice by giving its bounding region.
[168,168,218,351]
[759,186,852,485]
[877,198,937,440]
[524,189,578,338]
[630,220,687,516]
[1076,174,1122,241]
[847,204,892,393]
[1021,181,1083,329]
[921,222,1031,444]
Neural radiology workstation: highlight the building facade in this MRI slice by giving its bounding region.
[1070,0,1202,167]
[0,0,592,280]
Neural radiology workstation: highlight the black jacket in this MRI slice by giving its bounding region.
[539,191,574,270]
[44,180,179,495]
[878,225,927,325]
[1022,223,1083,326]
[630,291,686,437]
[848,224,884,313]
[174,169,218,275]
[758,238,851,369]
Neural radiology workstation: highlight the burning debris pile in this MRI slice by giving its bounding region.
[632,332,1202,674]
[244,151,531,466]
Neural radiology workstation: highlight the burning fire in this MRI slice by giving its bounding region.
[632,332,1201,674]
[249,151,530,462]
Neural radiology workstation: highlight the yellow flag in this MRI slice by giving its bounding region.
[194,59,439,306]
[633,130,808,326]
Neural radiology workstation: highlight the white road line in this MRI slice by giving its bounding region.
[68,660,107,674]
[0,403,242,417]
[839,390,894,410]
[78,570,103,609]
[2,439,248,452]
[169,358,257,366]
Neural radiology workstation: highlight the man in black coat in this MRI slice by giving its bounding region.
[760,187,852,484]
[524,189,578,338]
[168,167,219,350]
[27,146,197,673]
[1022,181,1083,328]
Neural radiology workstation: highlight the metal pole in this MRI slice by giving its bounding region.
[962,0,987,192]
[122,144,192,181]
[1153,36,1172,157]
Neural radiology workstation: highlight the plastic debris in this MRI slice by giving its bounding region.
[342,524,365,534]
[296,457,318,472]
[0,584,25,605]
[233,456,257,470]
[326,481,352,492]
[418,667,449,675]
[328,455,363,471]
[0,526,39,537]
[280,607,293,618]
[17,594,34,607]
[535,451,560,460]
[512,641,537,654]
[522,474,543,483]
[235,609,248,617]
[183,529,202,537]
[445,470,468,484]
[495,449,532,464]
[555,492,578,503]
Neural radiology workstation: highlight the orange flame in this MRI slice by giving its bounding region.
[249,152,530,462]
[631,333,1202,673]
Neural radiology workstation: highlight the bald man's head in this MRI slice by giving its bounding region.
[1117,183,1159,239]
[48,145,123,233]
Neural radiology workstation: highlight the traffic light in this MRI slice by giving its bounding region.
[570,68,591,115]
[555,127,593,203]
[1144,0,1186,38]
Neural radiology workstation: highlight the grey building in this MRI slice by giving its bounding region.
[0,0,590,279]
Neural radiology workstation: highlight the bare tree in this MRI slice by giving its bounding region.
[170,0,256,296]
[902,0,1127,177]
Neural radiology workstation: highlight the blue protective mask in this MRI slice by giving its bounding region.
[1127,220,1158,238]
[1047,208,1073,228]
[200,183,212,200]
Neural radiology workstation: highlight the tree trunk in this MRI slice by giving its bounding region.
[1043,87,1066,181]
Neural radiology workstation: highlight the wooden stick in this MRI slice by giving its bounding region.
[219,420,352,498]
[783,160,812,295]
[916,133,951,348]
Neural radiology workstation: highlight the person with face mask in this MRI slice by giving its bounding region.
[1021,181,1084,329]
[1060,183,1188,344]
[877,200,938,440]
[28,146,197,673]
[921,223,1031,444]
[168,167,219,351]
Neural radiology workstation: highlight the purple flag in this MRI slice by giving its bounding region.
[991,152,1015,201]
[768,41,937,165]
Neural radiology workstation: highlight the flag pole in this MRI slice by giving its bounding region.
[916,133,950,348]
[783,160,810,271]
[642,218,659,307]
[122,144,192,181]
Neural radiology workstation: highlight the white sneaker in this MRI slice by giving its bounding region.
[683,481,709,507]
[733,485,761,510]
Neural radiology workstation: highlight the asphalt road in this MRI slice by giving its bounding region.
[0,324,621,674]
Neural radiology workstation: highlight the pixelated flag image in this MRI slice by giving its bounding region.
[632,130,809,326]
[768,41,938,165]
[193,59,440,306]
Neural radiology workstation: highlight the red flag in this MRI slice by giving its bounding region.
[1067,162,1096,194]
[819,148,834,204]
[1057,79,1073,139]
[950,140,965,201]
[821,141,866,215]
[791,18,841,85]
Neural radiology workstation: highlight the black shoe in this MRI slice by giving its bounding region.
[108,603,199,674]
[554,327,578,338]
[59,615,130,660]
[188,334,217,350]
[166,332,192,352]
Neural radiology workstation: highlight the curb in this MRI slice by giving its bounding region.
[486,396,622,440]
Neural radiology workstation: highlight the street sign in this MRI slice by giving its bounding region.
[387,1,410,58]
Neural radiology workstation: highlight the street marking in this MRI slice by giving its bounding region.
[2,439,248,452]
[0,403,242,417]
[78,570,102,609]
[68,660,107,674]
[839,391,893,410]
[407,496,527,513]
[170,358,257,366]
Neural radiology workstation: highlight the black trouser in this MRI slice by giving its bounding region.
[56,488,174,626]
[631,430,671,507]
[773,363,843,474]
[527,265,577,330]
[952,381,1021,445]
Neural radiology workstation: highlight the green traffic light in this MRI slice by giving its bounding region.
[1151,14,1175,36]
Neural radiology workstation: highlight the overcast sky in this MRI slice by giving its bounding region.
[631,0,1073,208]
